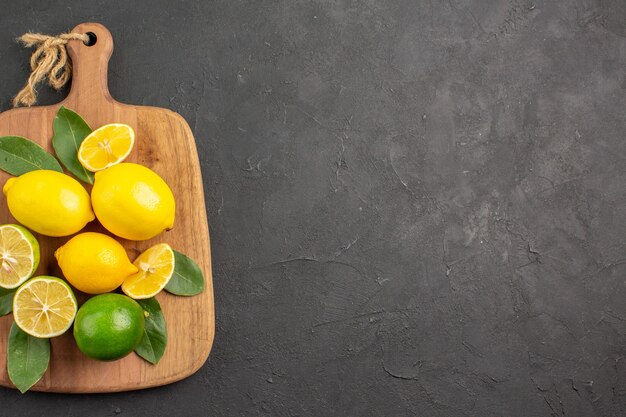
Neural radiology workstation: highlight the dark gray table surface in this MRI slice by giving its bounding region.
[0,1,625,416]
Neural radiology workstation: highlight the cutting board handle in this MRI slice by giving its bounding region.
[64,23,114,104]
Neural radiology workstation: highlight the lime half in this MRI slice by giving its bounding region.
[13,276,77,338]
[0,224,39,289]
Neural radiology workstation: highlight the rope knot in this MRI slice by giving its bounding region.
[12,32,89,108]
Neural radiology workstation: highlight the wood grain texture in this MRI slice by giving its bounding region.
[0,23,214,393]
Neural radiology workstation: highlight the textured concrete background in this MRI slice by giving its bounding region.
[0,0,625,416]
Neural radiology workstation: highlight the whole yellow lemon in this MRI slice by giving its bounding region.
[3,170,94,237]
[91,163,175,241]
[55,232,138,294]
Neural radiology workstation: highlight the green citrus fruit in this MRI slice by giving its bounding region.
[73,293,145,361]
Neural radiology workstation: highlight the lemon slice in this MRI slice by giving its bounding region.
[78,123,135,172]
[13,276,77,338]
[122,243,175,299]
[0,224,39,289]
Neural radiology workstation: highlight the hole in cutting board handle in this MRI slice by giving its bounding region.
[83,32,97,46]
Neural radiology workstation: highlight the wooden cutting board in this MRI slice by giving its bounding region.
[0,23,214,393]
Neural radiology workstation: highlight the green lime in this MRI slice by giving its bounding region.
[73,293,145,361]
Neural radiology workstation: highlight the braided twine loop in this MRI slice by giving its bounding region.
[12,32,89,108]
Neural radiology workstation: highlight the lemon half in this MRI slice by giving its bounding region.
[122,243,175,299]
[78,123,135,172]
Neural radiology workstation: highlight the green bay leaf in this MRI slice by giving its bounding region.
[0,287,15,316]
[7,322,50,393]
[0,136,62,175]
[135,297,167,365]
[165,250,205,296]
[52,106,94,184]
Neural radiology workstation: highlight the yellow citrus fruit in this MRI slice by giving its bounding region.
[78,123,135,172]
[55,232,138,294]
[0,224,39,289]
[91,163,175,241]
[3,170,94,237]
[13,276,77,338]
[122,243,175,299]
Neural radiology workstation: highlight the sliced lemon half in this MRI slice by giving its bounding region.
[122,243,175,299]
[78,123,135,172]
